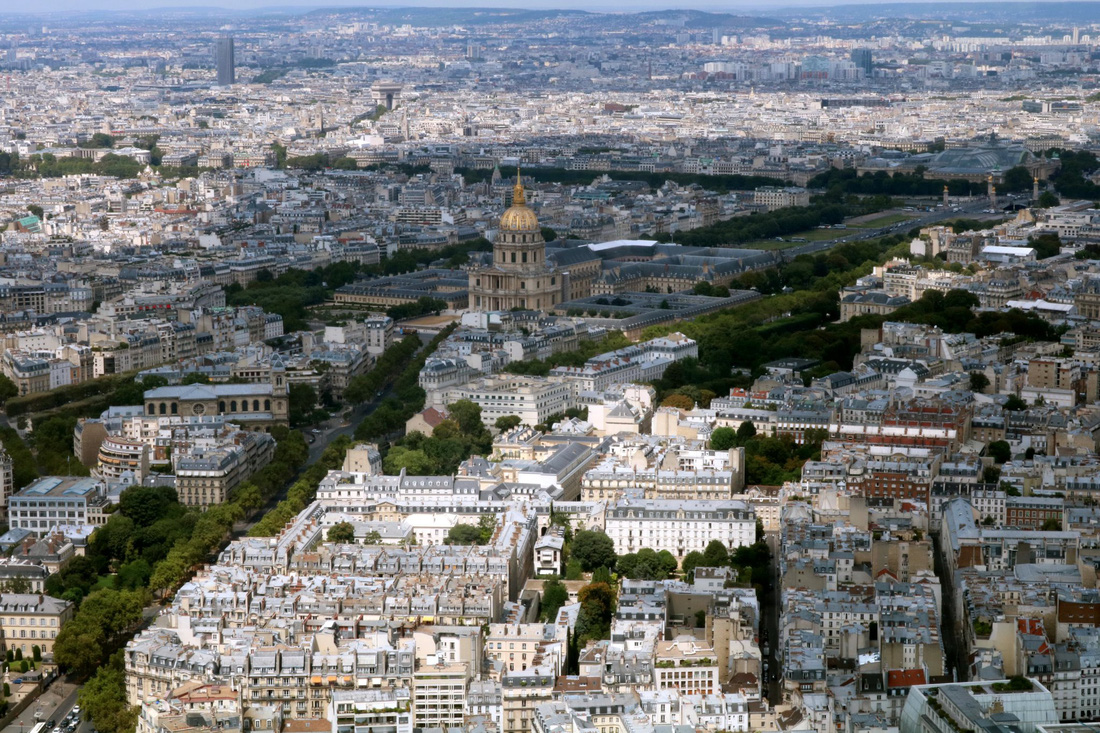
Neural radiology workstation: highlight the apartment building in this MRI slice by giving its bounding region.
[0,593,74,657]
[173,430,276,508]
[412,660,470,730]
[604,497,755,559]
[653,639,721,695]
[330,689,413,733]
[501,665,555,733]
[442,375,576,427]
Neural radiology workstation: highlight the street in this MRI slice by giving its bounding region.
[762,531,781,704]
[1,679,85,733]
[234,328,436,533]
[783,197,1006,259]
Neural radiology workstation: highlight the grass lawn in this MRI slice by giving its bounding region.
[93,574,116,591]
[851,213,914,229]
[740,228,842,249]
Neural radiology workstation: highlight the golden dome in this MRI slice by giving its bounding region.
[499,170,539,232]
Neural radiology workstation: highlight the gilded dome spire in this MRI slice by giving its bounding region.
[513,166,525,206]
[499,165,539,232]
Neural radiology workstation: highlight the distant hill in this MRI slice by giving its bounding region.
[628,9,782,28]
[777,1,1100,23]
[304,6,593,25]
[303,6,778,29]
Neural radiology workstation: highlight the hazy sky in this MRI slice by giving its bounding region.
[5,0,1036,13]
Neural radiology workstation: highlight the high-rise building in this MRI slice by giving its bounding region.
[215,36,234,86]
[851,48,873,76]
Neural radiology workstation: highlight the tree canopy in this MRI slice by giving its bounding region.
[571,530,617,572]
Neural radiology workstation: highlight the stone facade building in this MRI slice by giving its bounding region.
[469,174,563,312]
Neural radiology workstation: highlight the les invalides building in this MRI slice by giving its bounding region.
[468,173,565,312]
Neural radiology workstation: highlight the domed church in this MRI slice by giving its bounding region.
[468,171,564,312]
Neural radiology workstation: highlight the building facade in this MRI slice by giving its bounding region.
[469,175,563,312]
[0,593,74,657]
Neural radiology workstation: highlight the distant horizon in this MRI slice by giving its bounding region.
[0,0,1088,15]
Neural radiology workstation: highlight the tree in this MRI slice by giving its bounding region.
[564,559,584,580]
[181,372,210,385]
[576,582,616,645]
[382,445,434,475]
[495,415,522,432]
[1002,166,1033,193]
[288,384,319,427]
[736,421,757,442]
[661,394,695,410]
[446,524,484,545]
[617,548,678,580]
[1038,190,1060,208]
[969,372,990,393]
[681,550,705,581]
[83,133,115,149]
[571,530,616,572]
[1041,517,1061,531]
[80,658,138,733]
[541,227,558,242]
[327,522,356,544]
[1029,232,1062,260]
[0,375,16,406]
[31,646,40,662]
[987,440,1011,464]
[119,485,178,527]
[1003,394,1027,411]
[983,465,1002,484]
[710,427,737,451]
[448,399,485,436]
[54,618,105,677]
[703,539,730,567]
[540,578,568,622]
[363,531,382,544]
[116,559,151,591]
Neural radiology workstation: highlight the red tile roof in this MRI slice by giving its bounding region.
[887,669,927,688]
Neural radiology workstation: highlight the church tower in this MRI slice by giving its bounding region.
[493,172,547,272]
[468,169,562,312]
